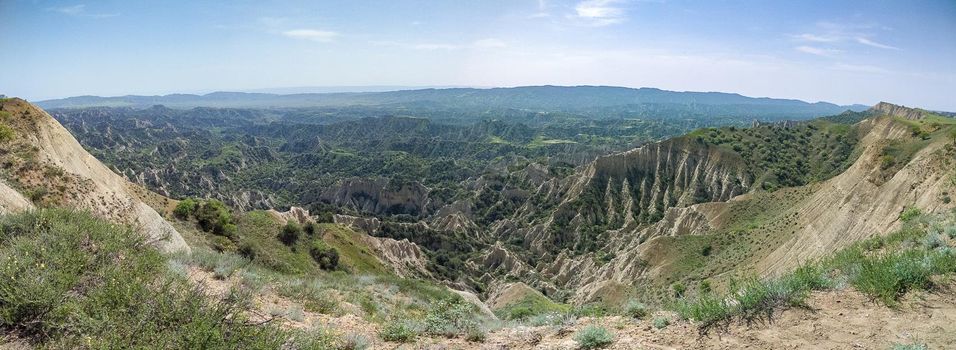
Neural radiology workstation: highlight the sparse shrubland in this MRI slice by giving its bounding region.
[674,209,956,334]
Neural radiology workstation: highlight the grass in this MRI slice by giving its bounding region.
[0,209,329,349]
[673,210,956,334]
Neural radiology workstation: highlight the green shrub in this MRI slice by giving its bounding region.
[278,221,302,246]
[465,327,487,342]
[851,249,956,305]
[674,292,731,333]
[0,209,322,348]
[309,240,340,270]
[238,241,258,260]
[195,200,237,238]
[0,124,14,142]
[422,298,482,338]
[303,221,317,236]
[210,235,235,253]
[652,316,670,329]
[699,280,712,294]
[671,282,686,298]
[622,300,648,319]
[173,198,198,219]
[900,207,922,223]
[574,325,614,349]
[380,320,418,342]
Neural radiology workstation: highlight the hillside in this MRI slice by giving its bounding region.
[0,97,188,253]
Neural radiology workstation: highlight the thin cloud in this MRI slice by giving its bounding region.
[49,4,119,18]
[795,46,841,57]
[572,0,628,26]
[373,38,507,51]
[792,33,840,43]
[792,22,901,52]
[282,29,339,43]
[855,37,899,50]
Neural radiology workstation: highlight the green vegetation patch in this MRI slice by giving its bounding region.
[0,209,328,348]
[493,289,572,320]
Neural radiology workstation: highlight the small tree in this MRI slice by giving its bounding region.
[309,240,339,270]
[173,198,198,219]
[278,222,302,246]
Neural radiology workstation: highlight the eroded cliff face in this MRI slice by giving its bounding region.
[562,137,751,229]
[320,177,434,217]
[457,103,956,304]
[559,112,956,302]
[0,98,189,253]
[872,101,928,120]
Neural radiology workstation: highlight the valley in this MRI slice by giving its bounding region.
[1,89,955,349]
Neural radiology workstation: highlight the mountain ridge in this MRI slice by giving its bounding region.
[35,86,869,117]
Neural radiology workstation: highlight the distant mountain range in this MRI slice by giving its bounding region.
[36,86,869,120]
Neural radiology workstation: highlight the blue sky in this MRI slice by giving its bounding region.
[1,0,954,110]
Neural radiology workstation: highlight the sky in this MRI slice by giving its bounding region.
[0,0,954,110]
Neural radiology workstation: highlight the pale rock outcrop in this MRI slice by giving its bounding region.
[358,234,433,278]
[0,179,33,214]
[266,206,313,225]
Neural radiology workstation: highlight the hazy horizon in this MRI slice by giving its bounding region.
[1,0,954,110]
[30,84,878,109]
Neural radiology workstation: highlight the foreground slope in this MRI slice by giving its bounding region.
[0,97,188,252]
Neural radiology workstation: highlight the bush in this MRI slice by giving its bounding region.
[923,232,945,249]
[195,200,237,238]
[574,325,614,349]
[238,241,258,260]
[851,249,951,305]
[671,282,686,298]
[422,298,482,338]
[465,328,487,342]
[339,333,370,350]
[173,198,198,219]
[278,222,302,246]
[303,221,317,236]
[699,280,712,294]
[900,207,922,223]
[380,320,418,342]
[0,124,14,142]
[310,240,340,270]
[652,316,670,329]
[674,292,731,333]
[622,300,648,319]
[210,235,235,253]
[0,209,322,348]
